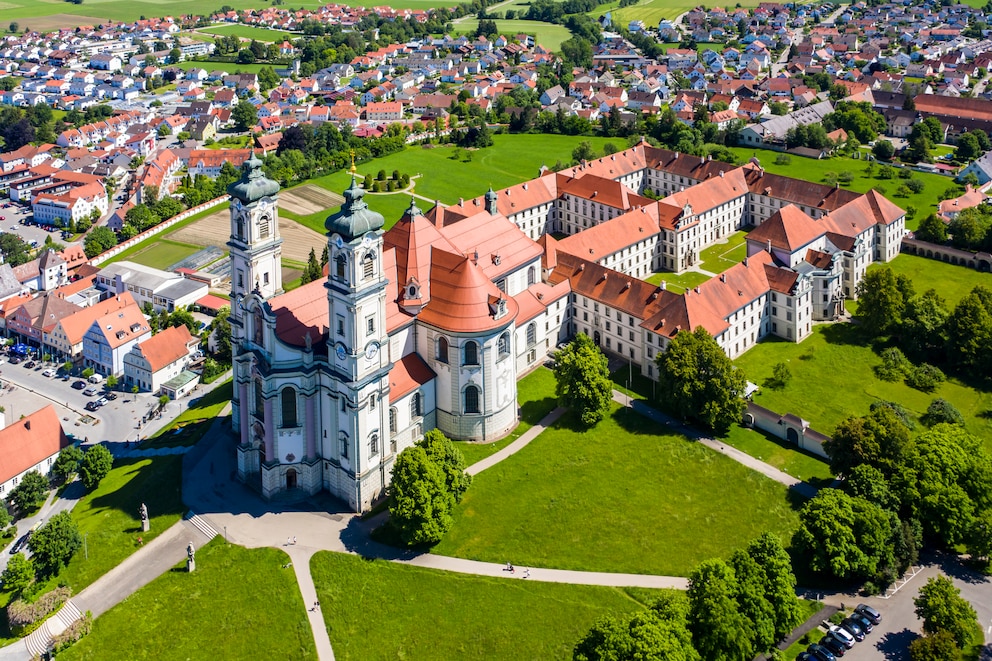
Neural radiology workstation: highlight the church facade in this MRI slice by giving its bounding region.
[228,143,905,512]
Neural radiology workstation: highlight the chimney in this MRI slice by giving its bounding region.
[767,238,772,253]
[719,170,725,177]
[694,286,701,294]
[660,280,666,290]
[720,274,726,282]
[24,419,30,431]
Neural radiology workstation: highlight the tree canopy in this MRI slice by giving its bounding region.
[7,470,48,512]
[27,511,82,577]
[79,444,113,491]
[914,575,980,649]
[552,333,613,427]
[655,327,746,432]
[388,445,454,546]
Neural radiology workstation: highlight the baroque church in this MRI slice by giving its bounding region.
[228,142,905,512]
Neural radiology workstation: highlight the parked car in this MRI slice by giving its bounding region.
[105,392,118,401]
[71,380,86,390]
[855,604,881,625]
[9,533,29,555]
[7,356,19,365]
[807,643,837,661]
[850,613,873,633]
[841,618,866,641]
[828,626,856,649]
[820,634,847,657]
[84,401,100,412]
[96,397,108,407]
[41,369,54,377]
[23,360,35,369]
[83,386,98,396]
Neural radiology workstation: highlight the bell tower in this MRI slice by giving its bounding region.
[324,163,393,510]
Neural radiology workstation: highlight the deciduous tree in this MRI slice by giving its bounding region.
[687,559,751,661]
[417,429,471,503]
[1,553,33,594]
[854,267,914,337]
[27,511,82,577]
[7,471,48,512]
[914,575,980,648]
[79,445,113,491]
[388,446,454,546]
[51,445,84,483]
[232,100,258,132]
[552,334,612,427]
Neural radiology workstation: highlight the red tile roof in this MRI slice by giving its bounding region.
[270,279,328,348]
[416,248,517,333]
[388,352,435,400]
[136,324,196,373]
[0,405,70,483]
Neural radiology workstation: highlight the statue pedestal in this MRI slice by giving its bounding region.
[187,559,195,573]
[142,519,150,533]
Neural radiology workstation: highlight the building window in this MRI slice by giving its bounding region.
[437,336,449,364]
[526,322,537,347]
[411,392,421,417]
[362,252,374,279]
[369,432,379,456]
[464,385,480,414]
[389,407,397,434]
[369,393,376,411]
[263,272,269,285]
[258,215,270,239]
[496,278,506,292]
[335,254,347,279]
[339,431,349,459]
[527,266,536,285]
[497,332,510,358]
[336,315,345,336]
[366,316,375,336]
[281,387,297,427]
[463,341,479,366]
[254,377,264,417]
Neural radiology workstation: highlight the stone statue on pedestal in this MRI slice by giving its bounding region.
[187,541,196,572]
[139,503,149,532]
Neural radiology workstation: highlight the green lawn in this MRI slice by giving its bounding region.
[59,540,315,661]
[456,20,573,50]
[50,456,185,593]
[590,1,698,26]
[124,239,201,271]
[721,424,833,484]
[145,380,232,448]
[698,229,750,273]
[458,367,558,466]
[734,324,992,448]
[105,204,225,267]
[868,253,990,309]
[432,403,801,576]
[645,269,710,293]
[198,24,295,42]
[311,551,665,661]
[174,59,274,75]
[728,147,959,231]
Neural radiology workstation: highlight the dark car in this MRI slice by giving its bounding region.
[72,380,86,390]
[23,360,34,369]
[850,612,873,633]
[9,533,29,555]
[808,643,837,661]
[7,356,19,365]
[855,604,881,625]
[821,634,847,657]
[105,392,118,401]
[841,618,866,641]
[84,401,100,412]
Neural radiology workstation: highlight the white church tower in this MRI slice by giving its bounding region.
[324,171,394,510]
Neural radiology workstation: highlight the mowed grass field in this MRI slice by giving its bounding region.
[174,60,275,75]
[728,147,958,231]
[432,403,801,576]
[457,20,573,50]
[123,239,201,271]
[865,253,991,309]
[0,0,461,25]
[734,324,992,449]
[312,552,666,661]
[59,540,316,661]
[198,24,296,42]
[592,0,697,26]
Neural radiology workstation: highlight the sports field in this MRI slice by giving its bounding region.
[198,24,296,43]
[456,20,573,51]
[122,239,201,271]
[169,209,324,263]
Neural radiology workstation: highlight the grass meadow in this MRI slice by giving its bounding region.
[144,380,233,448]
[198,24,295,42]
[456,20,573,50]
[174,60,275,75]
[123,239,201,271]
[59,540,316,661]
[311,551,666,661]
[433,403,802,576]
[864,253,991,309]
[734,324,992,449]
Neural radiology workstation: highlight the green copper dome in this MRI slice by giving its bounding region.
[325,176,385,241]
[227,151,280,203]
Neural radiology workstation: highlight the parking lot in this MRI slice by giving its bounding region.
[0,201,66,250]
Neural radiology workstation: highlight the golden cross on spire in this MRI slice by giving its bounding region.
[349,149,357,174]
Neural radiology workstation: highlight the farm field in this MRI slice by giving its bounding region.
[0,0,460,25]
[59,540,316,661]
[734,323,992,449]
[312,552,665,661]
[198,24,296,42]
[456,20,573,50]
[728,147,958,231]
[432,403,801,576]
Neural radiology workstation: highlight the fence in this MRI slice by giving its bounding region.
[88,196,229,267]
[743,402,830,459]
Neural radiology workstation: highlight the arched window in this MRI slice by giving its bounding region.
[236,216,245,241]
[253,377,264,417]
[526,322,537,347]
[339,431,349,459]
[362,252,375,279]
[335,253,347,279]
[497,332,510,359]
[464,385,480,414]
[437,336,449,364]
[411,392,421,418]
[462,341,479,366]
[527,265,536,285]
[253,307,264,346]
[369,432,379,456]
[281,387,297,427]
[389,407,397,434]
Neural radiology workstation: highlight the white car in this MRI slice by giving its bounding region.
[41,369,55,377]
[829,625,856,649]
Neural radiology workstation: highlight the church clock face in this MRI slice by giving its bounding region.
[365,342,379,360]
[362,233,373,248]
[335,343,347,361]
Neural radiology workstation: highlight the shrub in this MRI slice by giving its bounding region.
[906,363,945,392]
[7,586,71,636]
[869,400,916,430]
[922,398,964,426]
[906,178,925,193]
[51,614,92,654]
[875,347,910,381]
[774,154,792,165]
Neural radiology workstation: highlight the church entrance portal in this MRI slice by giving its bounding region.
[286,468,298,490]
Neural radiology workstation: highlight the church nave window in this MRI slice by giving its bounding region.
[497,332,510,360]
[526,323,537,348]
[436,336,449,364]
[411,392,422,418]
[464,385,480,414]
[369,432,379,456]
[281,387,298,428]
[339,431,349,459]
[389,407,397,434]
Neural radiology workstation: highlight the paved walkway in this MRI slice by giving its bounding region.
[611,390,819,499]
[465,407,565,475]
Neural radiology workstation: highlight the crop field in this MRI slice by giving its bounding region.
[279,184,344,217]
[123,239,201,271]
[170,209,324,263]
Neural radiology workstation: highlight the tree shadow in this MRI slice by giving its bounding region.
[876,628,920,661]
[820,322,874,347]
[931,551,992,586]
[518,397,557,426]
